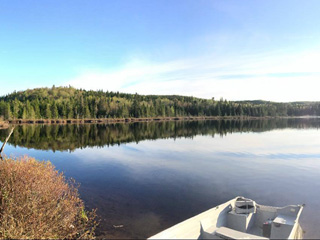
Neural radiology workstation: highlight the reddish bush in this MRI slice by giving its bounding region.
[0,156,97,239]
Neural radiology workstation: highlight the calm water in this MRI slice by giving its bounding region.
[0,118,320,239]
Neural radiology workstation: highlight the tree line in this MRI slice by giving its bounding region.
[0,86,319,120]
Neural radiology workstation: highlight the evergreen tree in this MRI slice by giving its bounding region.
[45,104,51,119]
[22,107,27,119]
[33,100,41,119]
[27,105,35,119]
[67,104,74,119]
[13,99,20,119]
[236,104,243,116]
[215,104,221,116]
[5,103,11,120]
[85,105,91,119]
[51,102,59,119]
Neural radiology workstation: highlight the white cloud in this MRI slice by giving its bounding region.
[65,48,320,102]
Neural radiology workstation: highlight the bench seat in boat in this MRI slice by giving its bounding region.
[215,226,268,240]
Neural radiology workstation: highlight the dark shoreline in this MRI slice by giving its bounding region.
[1,115,318,128]
[5,116,276,125]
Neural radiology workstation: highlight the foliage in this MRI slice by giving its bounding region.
[0,157,97,239]
[0,86,319,120]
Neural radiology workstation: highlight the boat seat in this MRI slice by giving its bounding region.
[215,227,268,240]
[273,214,295,226]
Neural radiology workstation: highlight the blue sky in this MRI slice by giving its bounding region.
[1,0,320,101]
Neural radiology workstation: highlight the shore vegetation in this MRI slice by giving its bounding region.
[0,156,97,239]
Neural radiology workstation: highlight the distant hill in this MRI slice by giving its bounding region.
[0,86,319,120]
[235,100,319,105]
[234,100,272,105]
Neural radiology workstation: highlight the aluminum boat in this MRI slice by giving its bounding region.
[149,196,304,239]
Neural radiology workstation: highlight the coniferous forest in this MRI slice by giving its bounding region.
[0,86,319,120]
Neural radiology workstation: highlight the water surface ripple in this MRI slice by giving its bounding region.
[0,118,319,239]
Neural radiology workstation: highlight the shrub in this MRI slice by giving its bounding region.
[0,156,97,239]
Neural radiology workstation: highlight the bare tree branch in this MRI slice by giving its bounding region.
[0,126,15,160]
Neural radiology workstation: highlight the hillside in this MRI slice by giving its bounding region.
[0,86,319,120]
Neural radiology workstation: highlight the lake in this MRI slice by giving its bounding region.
[0,118,319,239]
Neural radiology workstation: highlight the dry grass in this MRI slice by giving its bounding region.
[0,156,97,239]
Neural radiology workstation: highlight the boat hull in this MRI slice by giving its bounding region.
[148,197,304,239]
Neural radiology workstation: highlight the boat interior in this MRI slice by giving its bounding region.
[200,197,304,239]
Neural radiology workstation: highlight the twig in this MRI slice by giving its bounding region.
[113,225,124,228]
[0,126,15,160]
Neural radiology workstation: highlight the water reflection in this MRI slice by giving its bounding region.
[0,118,319,151]
[0,118,319,239]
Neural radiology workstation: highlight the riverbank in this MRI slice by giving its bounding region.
[2,115,317,127]
[0,121,9,129]
[5,116,277,125]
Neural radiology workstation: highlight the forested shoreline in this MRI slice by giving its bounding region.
[0,86,319,121]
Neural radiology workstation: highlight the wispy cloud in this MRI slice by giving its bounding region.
[65,48,320,102]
